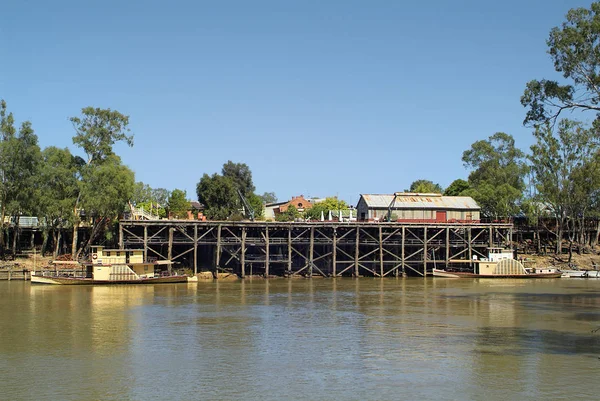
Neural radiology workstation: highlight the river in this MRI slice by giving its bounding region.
[1,278,599,400]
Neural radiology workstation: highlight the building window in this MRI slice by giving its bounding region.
[106,252,111,257]
[298,203,303,207]
[116,252,121,257]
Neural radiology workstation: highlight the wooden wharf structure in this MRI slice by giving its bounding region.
[118,220,513,278]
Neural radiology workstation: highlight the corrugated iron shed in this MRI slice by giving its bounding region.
[360,194,480,210]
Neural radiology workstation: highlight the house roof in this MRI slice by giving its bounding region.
[359,194,480,210]
[265,201,288,207]
[189,201,204,210]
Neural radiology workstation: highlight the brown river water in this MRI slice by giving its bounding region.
[1,278,600,401]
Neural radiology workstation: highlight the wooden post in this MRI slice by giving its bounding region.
[379,225,384,277]
[193,224,198,275]
[119,224,124,249]
[287,226,292,275]
[143,225,148,263]
[265,226,270,278]
[309,226,314,277]
[468,227,472,268]
[354,226,360,277]
[168,227,174,274]
[489,226,493,248]
[401,226,405,277]
[216,224,222,274]
[423,226,428,277]
[332,228,337,277]
[241,227,246,278]
[445,227,450,266]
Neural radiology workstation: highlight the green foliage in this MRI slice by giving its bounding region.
[443,179,470,196]
[408,179,443,194]
[197,161,265,220]
[247,193,264,219]
[131,182,168,218]
[196,173,238,220]
[80,155,135,219]
[131,182,153,205]
[222,161,255,197]
[462,132,528,218]
[260,191,278,204]
[276,205,300,222]
[38,147,80,228]
[71,107,133,164]
[152,188,170,206]
[0,100,42,251]
[70,106,135,255]
[303,197,349,220]
[522,2,600,126]
[168,189,189,219]
[529,119,600,251]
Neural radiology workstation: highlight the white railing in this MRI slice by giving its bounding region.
[131,207,159,221]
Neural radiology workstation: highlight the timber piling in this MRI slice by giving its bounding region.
[119,220,513,278]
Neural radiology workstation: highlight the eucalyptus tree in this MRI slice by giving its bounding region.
[462,132,528,220]
[196,173,238,220]
[408,179,443,194]
[167,189,189,219]
[70,107,134,257]
[522,2,600,127]
[0,100,16,253]
[530,120,600,256]
[38,147,80,257]
[259,192,277,204]
[0,101,41,254]
[443,179,470,196]
[78,154,135,253]
[222,161,255,197]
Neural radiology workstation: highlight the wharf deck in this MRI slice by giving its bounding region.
[119,220,513,278]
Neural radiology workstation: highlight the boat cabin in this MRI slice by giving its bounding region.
[90,246,156,279]
[485,248,514,263]
[474,248,525,275]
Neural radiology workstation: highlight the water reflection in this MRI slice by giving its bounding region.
[1,278,600,400]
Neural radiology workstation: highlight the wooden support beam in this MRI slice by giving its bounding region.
[423,227,428,277]
[119,224,123,249]
[332,228,337,277]
[401,226,405,276]
[309,226,314,277]
[143,225,148,262]
[216,224,222,274]
[241,227,246,278]
[193,224,198,275]
[287,226,292,275]
[379,225,384,277]
[265,226,270,277]
[354,226,360,277]
[445,227,450,266]
[168,227,174,274]
[468,227,472,268]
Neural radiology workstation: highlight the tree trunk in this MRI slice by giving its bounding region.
[79,218,107,259]
[11,216,20,255]
[592,220,600,248]
[54,230,61,259]
[71,225,78,259]
[0,201,5,254]
[568,240,573,264]
[41,228,49,256]
[556,218,563,255]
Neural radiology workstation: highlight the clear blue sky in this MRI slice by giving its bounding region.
[0,0,593,205]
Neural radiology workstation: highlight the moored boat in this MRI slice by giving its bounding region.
[561,269,600,278]
[432,248,562,279]
[31,246,188,285]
